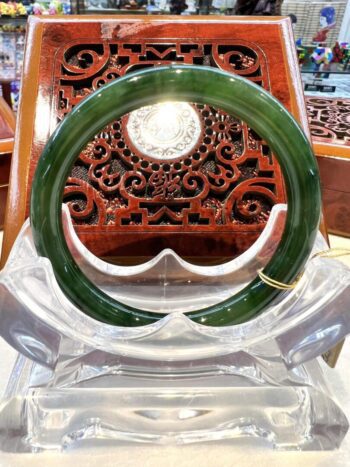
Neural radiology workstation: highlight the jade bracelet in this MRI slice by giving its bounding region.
[30,65,321,327]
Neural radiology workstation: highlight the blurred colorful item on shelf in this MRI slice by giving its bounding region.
[0,22,26,33]
[311,46,333,65]
[297,48,306,65]
[296,40,350,71]
[313,5,336,43]
[28,0,71,15]
[61,0,71,13]
[10,80,20,112]
[332,42,344,64]
[0,33,16,80]
[48,1,61,14]
[296,39,306,65]
[0,30,25,81]
[32,2,44,14]
[0,0,71,16]
[0,1,27,16]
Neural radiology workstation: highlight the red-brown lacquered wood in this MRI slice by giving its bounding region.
[306,96,350,157]
[2,16,310,265]
[0,96,15,230]
[317,156,350,237]
[306,96,350,236]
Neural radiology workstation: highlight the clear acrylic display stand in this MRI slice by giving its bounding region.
[0,204,349,452]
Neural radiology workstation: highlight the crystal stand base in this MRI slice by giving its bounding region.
[0,354,347,453]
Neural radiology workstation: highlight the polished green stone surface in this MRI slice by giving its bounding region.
[31,65,321,327]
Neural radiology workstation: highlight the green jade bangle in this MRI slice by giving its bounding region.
[30,65,321,327]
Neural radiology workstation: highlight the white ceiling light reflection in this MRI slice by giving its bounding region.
[126,102,201,160]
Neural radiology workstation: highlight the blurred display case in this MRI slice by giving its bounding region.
[74,0,239,15]
[0,23,24,81]
[75,0,199,14]
[0,2,73,109]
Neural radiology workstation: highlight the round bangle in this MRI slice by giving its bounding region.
[30,65,321,327]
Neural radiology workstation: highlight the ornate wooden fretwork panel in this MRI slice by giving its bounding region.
[306,96,350,239]
[306,97,350,146]
[55,40,284,236]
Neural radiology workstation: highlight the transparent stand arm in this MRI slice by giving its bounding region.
[1,204,350,367]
